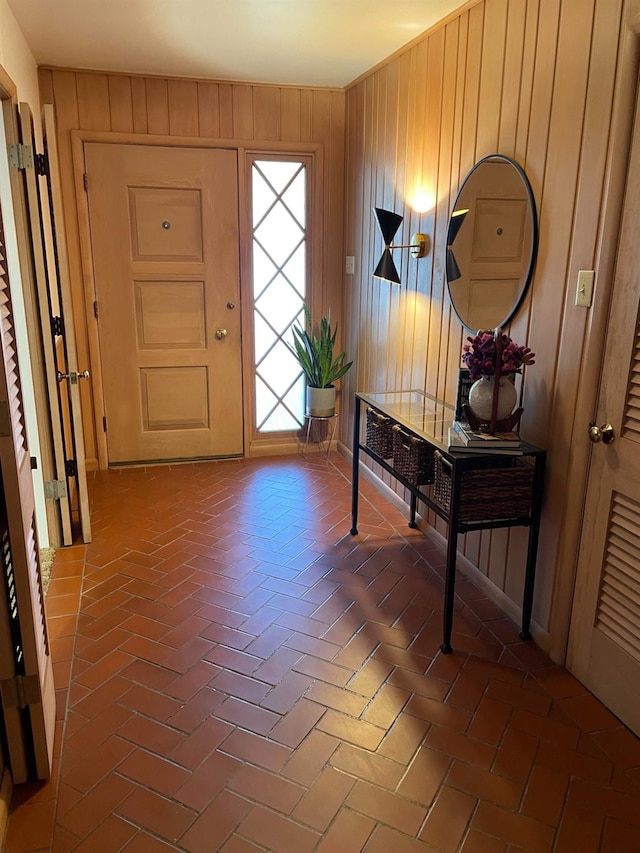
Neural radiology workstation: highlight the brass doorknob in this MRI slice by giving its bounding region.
[588,422,615,444]
[57,370,90,384]
[215,329,228,340]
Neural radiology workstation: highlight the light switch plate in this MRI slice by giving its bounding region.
[575,269,594,308]
[345,256,355,275]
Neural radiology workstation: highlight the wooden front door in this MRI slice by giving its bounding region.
[567,97,640,734]
[84,144,243,464]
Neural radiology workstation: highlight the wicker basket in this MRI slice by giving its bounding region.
[392,425,435,486]
[365,408,395,459]
[433,450,534,522]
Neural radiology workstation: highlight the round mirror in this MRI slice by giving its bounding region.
[445,154,538,332]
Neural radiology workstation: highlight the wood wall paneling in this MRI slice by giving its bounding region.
[343,0,627,644]
[38,68,346,467]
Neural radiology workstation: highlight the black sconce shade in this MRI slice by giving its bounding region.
[445,208,468,283]
[372,207,428,284]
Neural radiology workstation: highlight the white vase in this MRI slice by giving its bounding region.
[467,375,517,422]
[306,385,336,417]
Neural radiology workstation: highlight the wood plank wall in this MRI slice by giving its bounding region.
[342,0,630,644]
[37,69,346,467]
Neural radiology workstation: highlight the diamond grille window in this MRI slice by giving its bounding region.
[252,160,307,432]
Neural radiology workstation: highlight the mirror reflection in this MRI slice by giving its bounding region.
[446,154,538,332]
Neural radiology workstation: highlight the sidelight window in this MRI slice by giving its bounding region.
[251,159,308,432]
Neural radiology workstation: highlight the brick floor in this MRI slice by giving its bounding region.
[5,454,640,851]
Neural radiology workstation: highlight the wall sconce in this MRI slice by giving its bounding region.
[445,208,468,282]
[373,207,429,285]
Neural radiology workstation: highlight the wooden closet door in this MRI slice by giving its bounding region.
[0,209,55,782]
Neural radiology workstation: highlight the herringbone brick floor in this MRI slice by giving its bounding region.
[5,454,640,852]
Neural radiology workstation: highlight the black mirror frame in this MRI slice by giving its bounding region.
[446,153,539,332]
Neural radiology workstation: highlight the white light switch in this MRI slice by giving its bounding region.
[575,269,594,308]
[345,256,355,275]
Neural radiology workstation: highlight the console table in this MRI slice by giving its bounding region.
[351,390,546,653]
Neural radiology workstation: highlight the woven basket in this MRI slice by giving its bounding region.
[365,408,394,459]
[433,451,534,522]
[392,425,435,486]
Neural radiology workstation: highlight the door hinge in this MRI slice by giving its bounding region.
[83,172,88,192]
[65,459,77,478]
[8,143,33,171]
[102,416,107,432]
[44,479,67,500]
[93,300,98,318]
[34,151,47,177]
[0,674,40,709]
[51,315,64,337]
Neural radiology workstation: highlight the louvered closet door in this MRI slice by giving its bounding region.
[0,212,55,781]
[567,95,640,734]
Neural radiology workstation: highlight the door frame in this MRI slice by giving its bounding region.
[550,3,640,662]
[70,131,322,469]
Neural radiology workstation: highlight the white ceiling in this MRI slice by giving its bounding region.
[9,0,468,88]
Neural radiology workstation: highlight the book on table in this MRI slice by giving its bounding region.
[449,422,524,453]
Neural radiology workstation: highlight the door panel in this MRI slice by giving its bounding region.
[568,95,640,734]
[18,104,73,544]
[84,144,243,464]
[41,105,92,544]
[0,205,54,782]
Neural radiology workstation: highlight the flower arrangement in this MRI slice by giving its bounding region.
[462,332,535,381]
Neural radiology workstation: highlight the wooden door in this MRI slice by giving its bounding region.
[84,144,243,464]
[0,206,55,782]
[41,105,91,543]
[567,97,640,734]
[18,104,73,544]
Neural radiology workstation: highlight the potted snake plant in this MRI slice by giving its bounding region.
[289,305,353,417]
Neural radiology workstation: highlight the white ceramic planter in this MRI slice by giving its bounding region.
[306,385,336,417]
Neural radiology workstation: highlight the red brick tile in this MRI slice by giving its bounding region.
[237,804,320,852]
[118,747,190,796]
[228,764,305,813]
[315,807,375,852]
[554,797,604,853]
[459,830,508,852]
[281,730,340,785]
[179,790,253,853]
[376,711,430,763]
[117,786,197,843]
[293,654,352,687]
[447,760,523,810]
[419,784,476,850]
[4,799,56,852]
[365,824,437,852]
[317,709,385,749]
[175,750,243,810]
[117,713,183,756]
[492,728,539,782]
[270,698,326,747]
[347,778,426,833]
[58,773,135,839]
[292,766,356,830]
[471,801,555,852]
[426,724,496,769]
[467,695,512,745]
[520,764,569,826]
[72,814,138,852]
[558,693,622,732]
